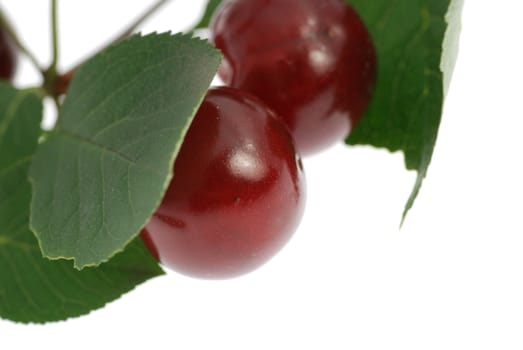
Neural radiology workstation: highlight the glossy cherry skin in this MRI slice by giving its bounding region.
[0,25,17,80]
[211,0,376,155]
[140,86,306,279]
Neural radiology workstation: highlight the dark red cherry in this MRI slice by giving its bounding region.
[140,86,306,279]
[0,23,17,80]
[210,0,376,155]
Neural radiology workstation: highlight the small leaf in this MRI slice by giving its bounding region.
[194,0,222,30]
[0,83,164,323]
[346,0,463,221]
[30,33,221,268]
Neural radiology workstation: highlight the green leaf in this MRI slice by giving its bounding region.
[345,0,463,221]
[194,0,222,30]
[0,83,164,324]
[30,33,221,269]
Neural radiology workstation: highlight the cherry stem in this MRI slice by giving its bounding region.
[42,0,63,108]
[0,8,45,75]
[64,0,172,76]
[49,0,59,76]
[107,0,172,46]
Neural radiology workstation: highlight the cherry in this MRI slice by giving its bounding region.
[140,86,306,279]
[0,24,17,80]
[0,31,15,80]
[210,0,376,155]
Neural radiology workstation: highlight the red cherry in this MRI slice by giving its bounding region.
[210,0,376,155]
[141,86,306,279]
[0,23,17,81]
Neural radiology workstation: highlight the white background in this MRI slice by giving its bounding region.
[1,1,523,349]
